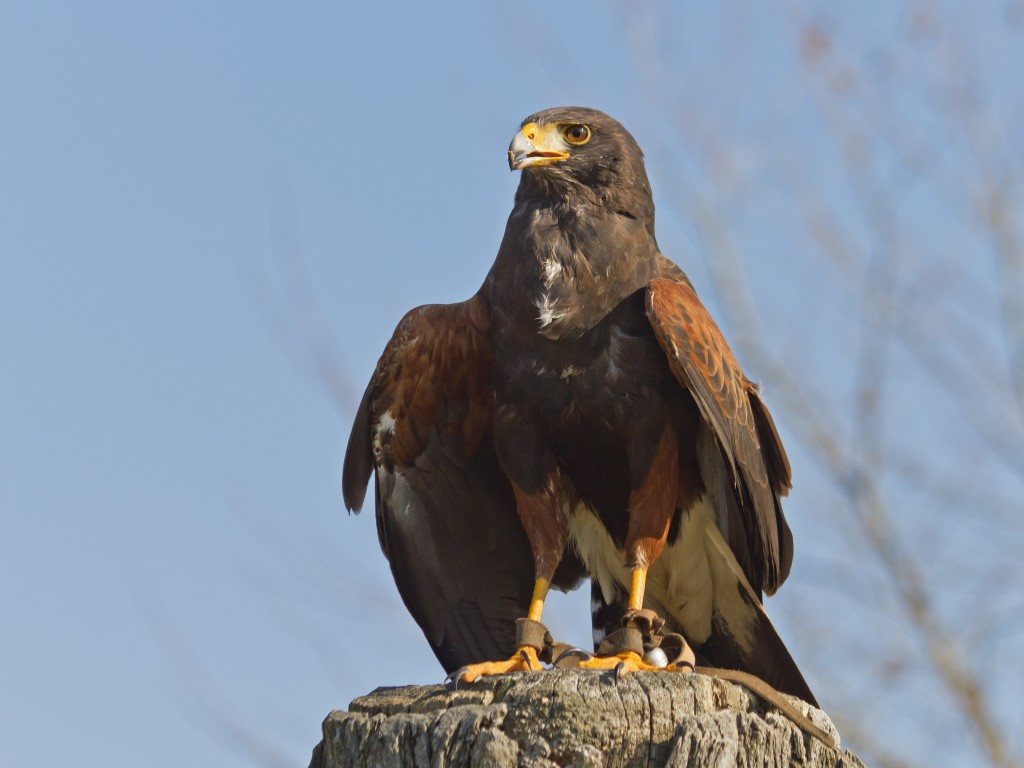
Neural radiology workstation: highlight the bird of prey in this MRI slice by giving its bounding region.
[343,107,815,704]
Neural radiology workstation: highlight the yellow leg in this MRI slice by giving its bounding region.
[455,577,550,684]
[628,566,647,612]
[527,577,549,621]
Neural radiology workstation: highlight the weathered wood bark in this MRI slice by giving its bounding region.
[310,669,863,767]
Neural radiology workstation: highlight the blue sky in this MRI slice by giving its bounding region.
[2,2,1021,766]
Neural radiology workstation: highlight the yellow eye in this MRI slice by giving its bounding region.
[564,124,591,145]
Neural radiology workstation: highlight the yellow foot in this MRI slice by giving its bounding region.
[577,651,661,675]
[575,649,694,677]
[451,646,543,685]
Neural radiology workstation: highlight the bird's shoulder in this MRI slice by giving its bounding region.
[365,294,493,470]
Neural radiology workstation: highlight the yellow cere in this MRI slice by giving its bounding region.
[527,122,568,152]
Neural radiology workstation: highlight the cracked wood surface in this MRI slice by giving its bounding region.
[309,669,863,767]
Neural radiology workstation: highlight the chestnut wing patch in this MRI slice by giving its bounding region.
[646,277,793,594]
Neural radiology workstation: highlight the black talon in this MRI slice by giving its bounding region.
[446,667,469,689]
[518,648,538,671]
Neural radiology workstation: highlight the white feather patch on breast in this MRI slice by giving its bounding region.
[535,292,568,329]
[541,257,562,288]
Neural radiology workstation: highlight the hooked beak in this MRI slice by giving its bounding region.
[508,122,570,171]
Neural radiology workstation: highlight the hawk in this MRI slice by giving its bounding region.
[343,107,815,704]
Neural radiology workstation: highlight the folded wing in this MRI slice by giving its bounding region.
[342,296,543,672]
[646,277,793,595]
[645,277,815,704]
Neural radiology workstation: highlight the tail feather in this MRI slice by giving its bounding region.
[690,515,817,705]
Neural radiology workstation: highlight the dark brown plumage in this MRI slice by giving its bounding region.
[343,107,815,704]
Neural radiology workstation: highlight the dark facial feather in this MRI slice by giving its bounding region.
[515,107,654,224]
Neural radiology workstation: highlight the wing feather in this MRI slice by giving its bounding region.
[646,277,793,594]
[342,295,538,671]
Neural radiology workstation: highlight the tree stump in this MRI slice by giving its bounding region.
[309,668,863,767]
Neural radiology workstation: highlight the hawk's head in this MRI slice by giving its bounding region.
[508,107,652,216]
